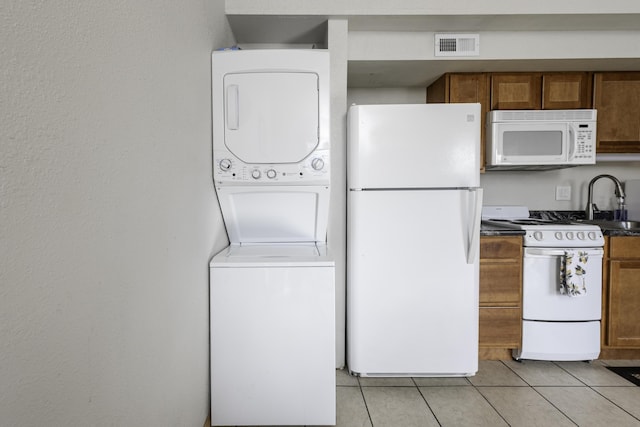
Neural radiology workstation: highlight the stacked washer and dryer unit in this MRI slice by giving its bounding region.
[209,50,335,426]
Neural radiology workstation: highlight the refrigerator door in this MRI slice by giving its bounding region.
[348,103,480,189]
[347,188,482,376]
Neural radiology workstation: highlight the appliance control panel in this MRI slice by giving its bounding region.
[213,149,330,185]
[524,227,604,247]
[572,123,596,162]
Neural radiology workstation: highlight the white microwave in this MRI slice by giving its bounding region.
[486,109,597,170]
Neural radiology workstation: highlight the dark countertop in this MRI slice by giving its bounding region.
[480,222,525,236]
[481,210,640,237]
[597,228,640,237]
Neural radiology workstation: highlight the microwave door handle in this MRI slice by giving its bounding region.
[567,125,576,160]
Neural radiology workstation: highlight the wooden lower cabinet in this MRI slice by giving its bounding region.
[602,236,640,357]
[479,236,523,359]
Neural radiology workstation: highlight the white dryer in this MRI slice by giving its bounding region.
[209,50,335,427]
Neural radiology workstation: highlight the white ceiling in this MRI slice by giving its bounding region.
[226,13,640,87]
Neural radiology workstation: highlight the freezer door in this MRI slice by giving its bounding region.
[347,188,482,376]
[348,103,480,189]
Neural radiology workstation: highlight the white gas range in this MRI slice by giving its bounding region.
[482,206,605,361]
[482,205,604,248]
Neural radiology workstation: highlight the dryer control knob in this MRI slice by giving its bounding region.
[311,157,325,171]
[219,158,232,171]
[251,169,261,179]
[266,169,277,179]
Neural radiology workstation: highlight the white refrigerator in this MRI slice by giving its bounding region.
[347,103,483,377]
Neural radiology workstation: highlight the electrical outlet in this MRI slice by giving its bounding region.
[555,186,572,201]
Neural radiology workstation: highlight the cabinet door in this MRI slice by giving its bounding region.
[491,73,542,110]
[608,260,640,347]
[450,74,489,172]
[448,74,489,105]
[479,308,521,347]
[542,72,592,109]
[480,263,521,305]
[593,72,640,153]
[427,73,489,172]
[479,236,522,306]
[479,236,522,349]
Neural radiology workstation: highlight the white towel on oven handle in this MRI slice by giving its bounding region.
[560,250,588,297]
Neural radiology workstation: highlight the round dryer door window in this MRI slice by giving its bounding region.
[223,72,319,164]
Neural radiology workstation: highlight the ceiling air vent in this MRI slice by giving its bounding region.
[434,34,480,57]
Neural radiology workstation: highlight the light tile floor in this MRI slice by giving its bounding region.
[336,360,640,427]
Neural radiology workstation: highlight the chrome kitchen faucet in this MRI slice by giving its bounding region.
[585,174,626,220]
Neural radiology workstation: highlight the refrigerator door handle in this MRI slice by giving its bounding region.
[466,188,483,265]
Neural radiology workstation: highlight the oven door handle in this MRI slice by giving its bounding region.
[524,248,604,257]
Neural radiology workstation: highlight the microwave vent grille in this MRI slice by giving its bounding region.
[492,109,597,122]
[434,34,479,57]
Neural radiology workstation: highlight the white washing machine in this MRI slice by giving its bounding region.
[209,50,335,426]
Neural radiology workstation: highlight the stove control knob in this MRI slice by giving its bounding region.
[577,231,586,240]
[555,232,564,240]
[266,169,277,179]
[251,169,261,179]
[566,231,575,240]
[588,231,597,240]
[533,231,543,241]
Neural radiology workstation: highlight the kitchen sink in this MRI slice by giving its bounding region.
[575,219,640,231]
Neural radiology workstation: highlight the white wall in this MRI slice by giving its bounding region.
[481,164,640,213]
[328,19,349,369]
[0,1,232,425]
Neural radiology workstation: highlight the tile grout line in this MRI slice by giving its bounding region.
[470,382,513,426]
[499,360,580,426]
[413,377,443,426]
[356,377,375,427]
[553,360,640,421]
[588,386,640,422]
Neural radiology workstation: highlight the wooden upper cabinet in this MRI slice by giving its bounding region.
[491,72,591,110]
[542,72,592,109]
[593,72,640,153]
[491,73,542,110]
[427,73,489,104]
[427,73,489,172]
